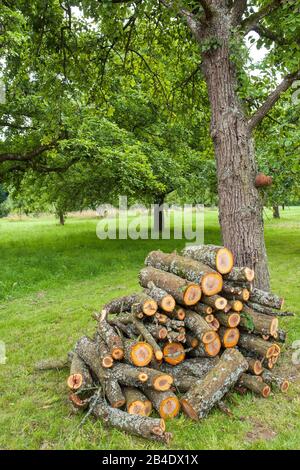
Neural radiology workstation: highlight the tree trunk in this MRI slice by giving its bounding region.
[58,211,65,225]
[153,195,165,233]
[273,205,280,218]
[200,12,270,290]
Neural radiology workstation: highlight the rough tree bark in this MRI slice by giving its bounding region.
[198,6,270,290]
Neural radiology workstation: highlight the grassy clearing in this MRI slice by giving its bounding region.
[0,207,299,450]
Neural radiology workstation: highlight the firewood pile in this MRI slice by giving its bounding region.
[66,246,293,443]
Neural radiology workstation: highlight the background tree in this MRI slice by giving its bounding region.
[255,97,300,218]
[0,184,9,217]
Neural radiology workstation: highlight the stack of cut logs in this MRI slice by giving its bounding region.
[67,245,292,443]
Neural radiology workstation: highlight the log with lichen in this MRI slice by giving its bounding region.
[181,244,234,274]
[261,369,290,393]
[97,311,124,360]
[144,282,175,313]
[215,311,240,328]
[139,266,201,306]
[246,301,293,317]
[124,387,152,416]
[237,373,270,397]
[67,351,93,392]
[224,266,255,283]
[238,332,275,359]
[145,250,223,296]
[239,308,278,338]
[180,349,248,420]
[184,310,217,344]
[93,397,172,443]
[249,288,284,310]
[103,293,157,317]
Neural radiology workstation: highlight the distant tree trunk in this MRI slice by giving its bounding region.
[59,211,65,225]
[153,195,165,233]
[282,204,285,211]
[273,206,280,219]
[198,9,270,290]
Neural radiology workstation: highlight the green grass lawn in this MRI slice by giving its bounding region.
[0,207,300,450]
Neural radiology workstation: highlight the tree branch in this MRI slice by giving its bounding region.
[0,142,56,163]
[231,0,247,26]
[242,0,287,35]
[127,48,169,103]
[159,0,203,39]
[252,24,285,44]
[198,1,214,19]
[248,69,300,131]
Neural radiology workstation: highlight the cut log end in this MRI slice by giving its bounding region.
[228,313,240,328]
[67,373,83,390]
[253,360,263,375]
[205,314,215,323]
[245,267,255,282]
[201,273,223,296]
[231,300,243,312]
[155,351,164,361]
[242,289,250,301]
[173,307,186,320]
[210,318,220,331]
[112,398,126,409]
[160,396,180,419]
[205,336,221,357]
[158,327,168,340]
[222,328,240,348]
[262,384,271,398]
[216,247,234,274]
[153,374,174,391]
[143,299,158,316]
[190,338,199,348]
[69,393,88,409]
[102,356,114,368]
[281,380,290,393]
[266,345,276,359]
[161,295,176,313]
[138,372,149,383]
[272,344,281,356]
[112,348,124,360]
[270,318,279,337]
[163,342,186,365]
[159,418,166,432]
[183,284,202,306]
[215,297,227,310]
[202,330,218,345]
[180,399,198,421]
[130,342,153,367]
[128,400,147,416]
[267,358,274,369]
